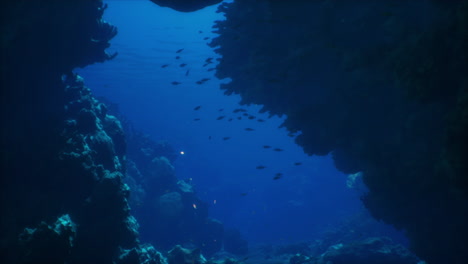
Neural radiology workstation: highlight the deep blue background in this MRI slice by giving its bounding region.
[78,0,383,245]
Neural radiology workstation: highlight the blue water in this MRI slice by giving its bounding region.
[77,0,396,245]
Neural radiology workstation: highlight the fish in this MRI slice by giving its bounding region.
[193,118,201,121]
[256,165,266,169]
[171,81,181,85]
[257,119,265,122]
[248,115,255,120]
[218,108,224,111]
[196,81,204,85]
[222,137,231,140]
[161,64,169,68]
[205,58,214,63]
[228,118,233,122]
[208,136,212,140]
[233,108,247,113]
[241,193,248,196]
[242,113,249,116]
[294,162,302,166]
[176,48,184,53]
[193,106,201,110]
[198,30,203,34]
[273,173,283,180]
[245,128,255,131]
[202,63,209,67]
[287,133,295,137]
[207,68,216,72]
[200,78,211,82]
[175,56,181,59]
[263,145,271,149]
[180,63,187,67]
[203,37,210,40]
[216,116,225,120]
[273,148,284,152]
[185,69,190,76]
[237,117,242,120]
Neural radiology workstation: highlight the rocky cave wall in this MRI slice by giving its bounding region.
[1,1,149,263]
[0,0,237,263]
[209,1,468,263]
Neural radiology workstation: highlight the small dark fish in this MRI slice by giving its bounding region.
[200,78,210,82]
[216,116,225,120]
[257,119,265,122]
[222,137,231,140]
[241,193,248,196]
[185,69,190,76]
[233,108,247,113]
[248,115,255,120]
[256,165,266,169]
[193,118,201,121]
[243,113,249,117]
[218,108,224,112]
[273,148,284,152]
[193,106,201,110]
[208,136,212,140]
[176,48,184,53]
[263,145,271,149]
[161,64,169,68]
[205,58,214,63]
[196,81,204,85]
[175,56,181,59]
[273,173,283,180]
[294,162,302,166]
[245,128,255,131]
[171,81,181,85]
[237,117,242,120]
[228,118,233,122]
[287,133,295,137]
[198,30,203,34]
[207,68,216,72]
[202,63,209,67]
[203,37,210,40]
[180,63,187,67]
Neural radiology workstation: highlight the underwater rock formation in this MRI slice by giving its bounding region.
[0,1,153,263]
[210,1,468,263]
[149,0,222,12]
[167,245,206,264]
[315,237,420,264]
[123,129,226,256]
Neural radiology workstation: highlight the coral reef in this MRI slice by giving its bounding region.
[167,245,206,264]
[315,237,420,264]
[0,1,143,263]
[123,127,227,257]
[210,1,468,263]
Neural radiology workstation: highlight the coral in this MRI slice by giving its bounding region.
[167,245,206,264]
[17,215,77,264]
[316,237,421,264]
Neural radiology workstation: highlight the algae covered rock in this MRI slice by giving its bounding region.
[317,237,422,264]
[168,245,206,264]
[18,215,76,263]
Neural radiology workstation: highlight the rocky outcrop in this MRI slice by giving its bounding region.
[0,1,145,263]
[149,0,222,12]
[210,1,468,263]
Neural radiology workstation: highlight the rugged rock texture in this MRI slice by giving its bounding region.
[210,1,468,263]
[0,1,145,263]
[121,121,226,257]
[150,0,222,12]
